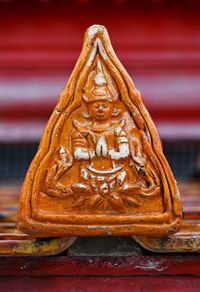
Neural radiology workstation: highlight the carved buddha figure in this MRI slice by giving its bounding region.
[71,66,141,210]
[43,61,160,211]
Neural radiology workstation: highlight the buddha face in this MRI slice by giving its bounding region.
[88,100,113,122]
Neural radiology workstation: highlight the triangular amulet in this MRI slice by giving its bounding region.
[17,25,182,237]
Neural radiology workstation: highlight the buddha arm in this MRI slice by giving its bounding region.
[72,128,95,160]
[74,147,89,160]
[108,126,130,160]
[109,143,129,160]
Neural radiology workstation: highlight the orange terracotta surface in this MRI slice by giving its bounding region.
[17,25,182,237]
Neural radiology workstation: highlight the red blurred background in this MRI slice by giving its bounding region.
[0,0,199,182]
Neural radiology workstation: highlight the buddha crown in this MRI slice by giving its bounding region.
[82,59,118,103]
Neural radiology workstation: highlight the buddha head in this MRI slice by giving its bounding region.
[86,86,114,122]
[82,60,118,122]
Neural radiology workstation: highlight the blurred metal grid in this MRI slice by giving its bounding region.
[0,143,38,185]
[163,141,200,181]
[0,141,199,185]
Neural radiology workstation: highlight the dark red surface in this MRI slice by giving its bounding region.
[0,256,200,291]
[0,276,199,292]
[0,255,200,277]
